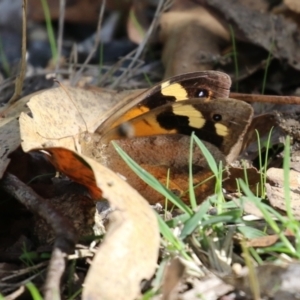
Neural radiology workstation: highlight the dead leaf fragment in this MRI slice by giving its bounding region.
[266,183,300,219]
[198,0,300,70]
[20,86,160,299]
[160,6,229,77]
[22,147,159,300]
[72,151,159,300]
[246,231,295,248]
[19,86,120,152]
[224,263,300,299]
[223,166,261,194]
[162,258,185,300]
[267,167,300,190]
[284,0,300,13]
[266,168,300,218]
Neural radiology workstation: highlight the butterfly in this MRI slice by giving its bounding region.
[97,71,253,164]
[94,71,254,203]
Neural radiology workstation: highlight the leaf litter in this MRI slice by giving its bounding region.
[3,0,300,299]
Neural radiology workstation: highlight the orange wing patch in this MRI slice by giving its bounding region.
[111,106,150,128]
[102,114,177,142]
[39,147,102,200]
[101,102,206,142]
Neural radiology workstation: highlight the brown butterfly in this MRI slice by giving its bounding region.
[95,71,254,203]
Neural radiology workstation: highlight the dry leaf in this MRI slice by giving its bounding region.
[266,168,300,218]
[198,0,300,70]
[31,147,160,300]
[267,167,300,190]
[224,263,300,299]
[246,231,295,248]
[162,258,185,300]
[246,235,280,248]
[266,184,300,219]
[160,5,229,77]
[181,274,233,300]
[284,0,300,13]
[19,86,120,152]
[20,87,160,299]
[82,152,159,299]
[223,166,261,194]
[127,1,150,44]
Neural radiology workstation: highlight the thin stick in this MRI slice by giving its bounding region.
[230,92,300,105]
[110,0,166,89]
[7,0,27,104]
[55,0,66,75]
[1,173,77,299]
[44,247,66,300]
[71,0,106,86]
[97,48,137,86]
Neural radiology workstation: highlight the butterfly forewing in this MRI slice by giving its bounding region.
[96,71,231,135]
[101,98,253,159]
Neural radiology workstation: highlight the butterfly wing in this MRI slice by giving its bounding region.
[101,98,253,161]
[96,71,231,135]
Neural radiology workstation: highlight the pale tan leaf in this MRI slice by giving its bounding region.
[284,0,300,13]
[26,147,160,300]
[81,152,160,300]
[20,86,119,152]
[20,85,160,299]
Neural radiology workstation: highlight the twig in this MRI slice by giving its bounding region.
[0,272,45,295]
[1,262,48,283]
[44,248,66,300]
[55,0,66,75]
[109,0,166,89]
[5,285,25,300]
[71,0,107,86]
[7,0,27,105]
[230,92,300,105]
[97,48,137,86]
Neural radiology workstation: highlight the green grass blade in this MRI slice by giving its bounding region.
[192,135,218,176]
[157,214,190,260]
[40,0,58,61]
[180,199,211,239]
[26,282,43,300]
[112,141,192,215]
[261,40,274,94]
[239,180,297,256]
[189,133,197,209]
[283,136,292,219]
